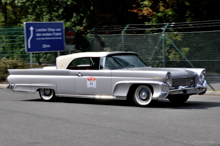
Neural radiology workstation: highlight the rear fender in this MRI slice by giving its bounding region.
[31,83,57,93]
[12,83,57,94]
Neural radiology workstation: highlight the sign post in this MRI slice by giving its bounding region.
[30,54,32,68]
[24,22,65,67]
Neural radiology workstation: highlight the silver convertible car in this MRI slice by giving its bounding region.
[7,52,207,106]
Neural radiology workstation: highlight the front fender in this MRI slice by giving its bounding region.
[112,81,168,99]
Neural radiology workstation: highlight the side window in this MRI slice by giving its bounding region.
[70,58,90,67]
[105,56,126,69]
[67,57,100,70]
[105,57,116,69]
[90,57,100,69]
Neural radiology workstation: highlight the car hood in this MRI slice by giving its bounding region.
[127,67,197,79]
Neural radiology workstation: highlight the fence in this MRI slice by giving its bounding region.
[1,25,220,90]
[0,26,69,65]
[91,25,220,90]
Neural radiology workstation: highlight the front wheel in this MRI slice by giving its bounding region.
[39,89,56,101]
[167,95,189,104]
[133,85,153,106]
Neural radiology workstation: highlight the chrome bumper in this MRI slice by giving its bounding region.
[7,84,14,90]
[169,80,207,95]
[7,84,33,94]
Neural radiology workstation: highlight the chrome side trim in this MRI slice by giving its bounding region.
[7,83,57,94]
[56,94,126,100]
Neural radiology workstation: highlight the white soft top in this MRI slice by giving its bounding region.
[56,51,137,69]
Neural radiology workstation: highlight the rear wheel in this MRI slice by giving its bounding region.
[133,85,153,106]
[168,95,189,104]
[39,89,56,101]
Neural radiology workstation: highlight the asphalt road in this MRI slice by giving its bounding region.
[1,88,220,146]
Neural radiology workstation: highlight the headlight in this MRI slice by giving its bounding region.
[165,72,172,87]
[199,70,206,84]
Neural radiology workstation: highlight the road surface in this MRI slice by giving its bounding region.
[0,88,220,146]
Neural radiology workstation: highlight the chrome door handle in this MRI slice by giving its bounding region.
[77,72,83,77]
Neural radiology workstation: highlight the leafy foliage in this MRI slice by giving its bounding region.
[0,56,46,82]
[0,56,24,81]
[0,56,23,70]
[131,0,220,24]
[168,47,190,61]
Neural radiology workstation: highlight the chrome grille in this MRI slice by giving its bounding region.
[172,77,196,88]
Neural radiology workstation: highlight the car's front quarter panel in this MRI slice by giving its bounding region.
[111,70,169,99]
[113,81,169,100]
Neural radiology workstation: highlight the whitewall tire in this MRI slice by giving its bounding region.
[39,89,56,101]
[133,85,153,106]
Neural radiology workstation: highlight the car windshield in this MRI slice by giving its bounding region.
[105,54,147,69]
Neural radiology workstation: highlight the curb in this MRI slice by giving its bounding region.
[204,91,220,96]
[1,84,220,96]
[0,84,9,89]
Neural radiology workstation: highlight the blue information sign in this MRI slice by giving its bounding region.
[24,22,65,52]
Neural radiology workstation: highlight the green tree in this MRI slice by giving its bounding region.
[12,0,142,50]
[131,0,220,24]
[0,0,28,26]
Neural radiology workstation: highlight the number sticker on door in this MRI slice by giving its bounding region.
[87,77,96,88]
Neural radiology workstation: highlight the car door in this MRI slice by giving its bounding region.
[67,57,112,96]
[76,70,112,95]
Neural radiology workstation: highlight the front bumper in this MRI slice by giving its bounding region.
[169,80,207,95]
[158,80,207,99]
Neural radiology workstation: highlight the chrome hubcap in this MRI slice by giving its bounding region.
[44,89,51,95]
[139,89,149,100]
[40,89,54,100]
